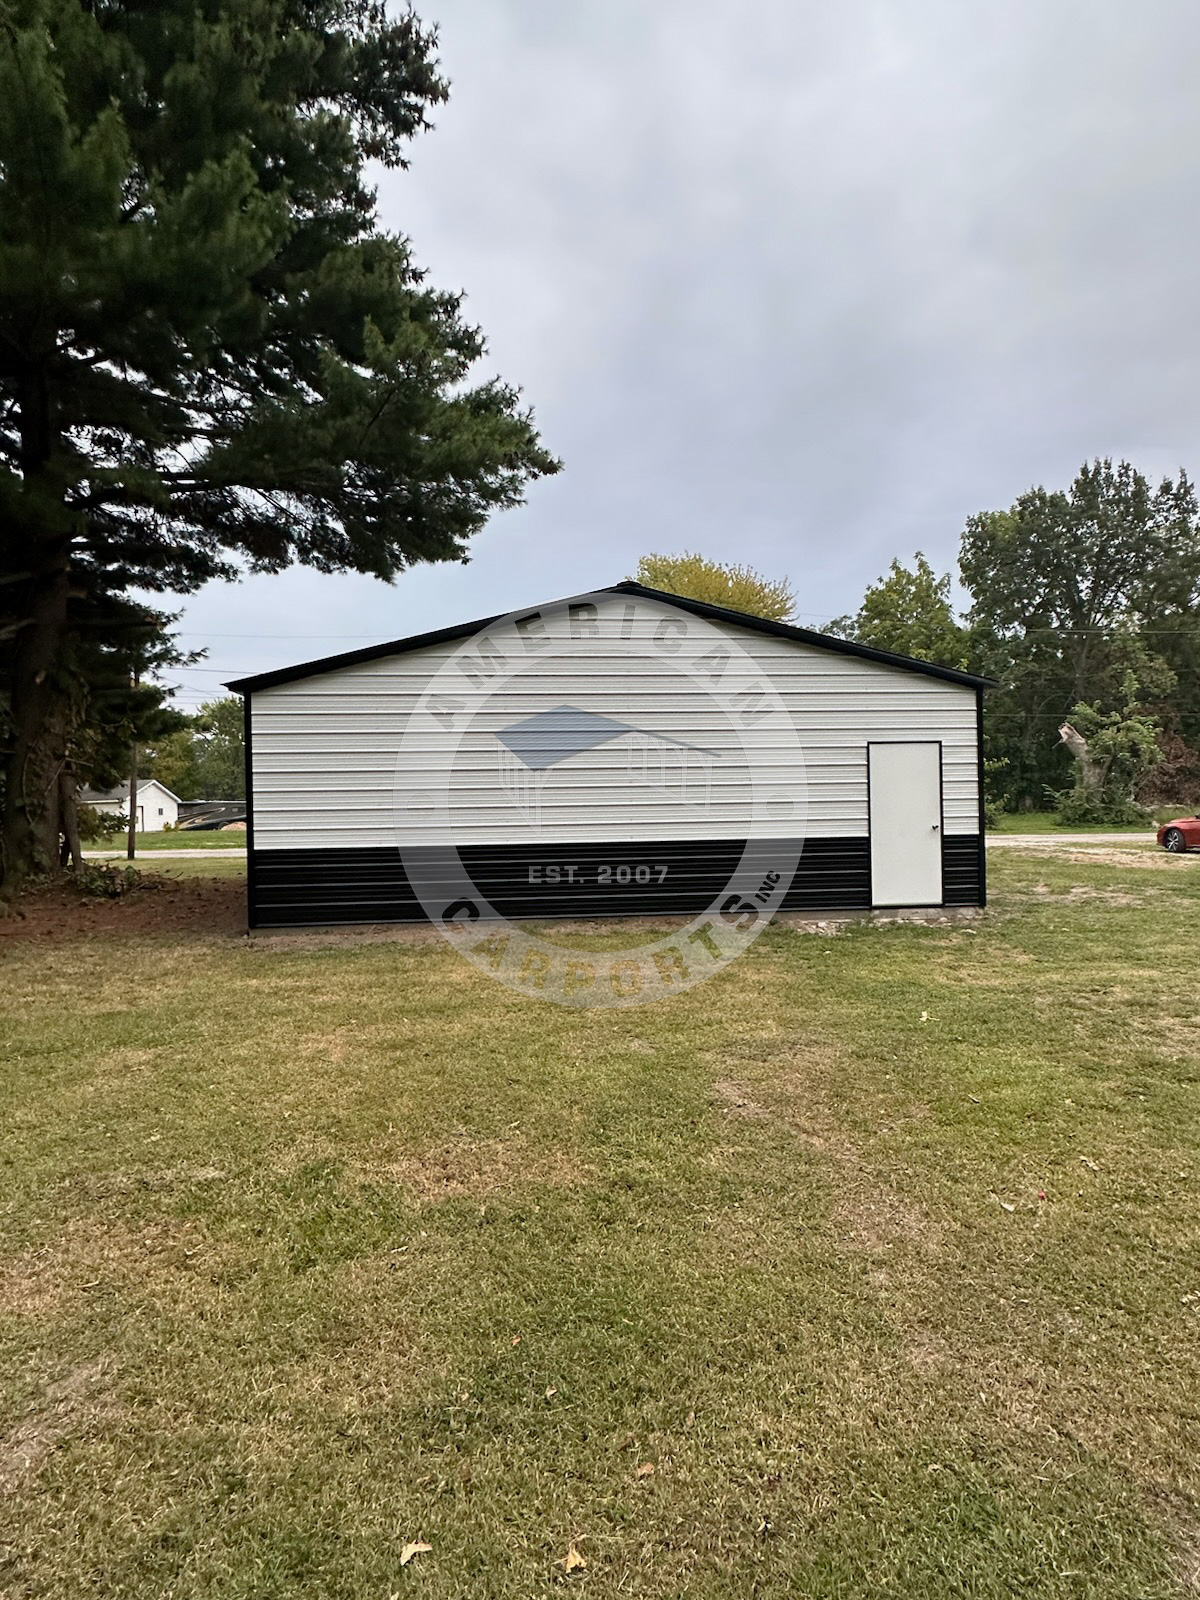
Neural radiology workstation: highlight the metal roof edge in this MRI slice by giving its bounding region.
[225,582,995,693]
[610,582,995,688]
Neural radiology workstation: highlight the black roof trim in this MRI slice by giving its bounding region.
[611,583,993,687]
[225,581,993,693]
[225,608,510,692]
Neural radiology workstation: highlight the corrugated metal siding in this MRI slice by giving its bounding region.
[249,837,872,928]
[249,595,979,852]
[942,833,985,906]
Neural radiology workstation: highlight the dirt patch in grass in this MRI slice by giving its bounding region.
[0,873,245,942]
[296,1030,357,1066]
[712,1072,942,1254]
[1041,884,1149,904]
[832,1182,941,1254]
[900,1327,954,1372]
[1018,845,1198,872]
[1020,881,1166,907]
[0,1249,75,1321]
[712,1078,771,1119]
[365,1138,595,1202]
[1071,847,1198,870]
[0,1215,216,1320]
[0,1358,110,1492]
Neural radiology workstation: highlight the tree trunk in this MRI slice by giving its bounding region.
[1058,722,1102,791]
[126,739,138,860]
[0,363,71,897]
[58,766,82,871]
[0,548,72,895]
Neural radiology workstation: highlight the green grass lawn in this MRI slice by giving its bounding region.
[86,830,246,852]
[989,810,1174,834]
[3,848,1199,1597]
[148,855,249,880]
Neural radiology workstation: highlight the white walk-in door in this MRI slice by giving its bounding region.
[868,742,943,907]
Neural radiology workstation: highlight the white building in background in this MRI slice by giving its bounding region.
[79,778,180,832]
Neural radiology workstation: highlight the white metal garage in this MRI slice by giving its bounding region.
[227,582,988,928]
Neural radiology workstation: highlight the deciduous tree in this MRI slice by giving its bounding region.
[633,553,794,621]
[959,460,1199,808]
[824,553,967,668]
[146,696,245,801]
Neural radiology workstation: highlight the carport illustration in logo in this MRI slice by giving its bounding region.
[494,704,717,827]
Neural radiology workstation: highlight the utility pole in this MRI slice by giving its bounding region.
[127,669,139,860]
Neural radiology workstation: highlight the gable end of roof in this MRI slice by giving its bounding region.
[225,583,993,693]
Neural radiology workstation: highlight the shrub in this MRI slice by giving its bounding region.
[77,805,127,842]
[72,863,147,898]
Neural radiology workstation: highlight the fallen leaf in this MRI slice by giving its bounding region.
[511,1335,521,1346]
[399,1541,431,1567]
[545,1385,557,1399]
[635,1462,655,1478]
[562,1544,587,1573]
[1080,1157,1099,1172]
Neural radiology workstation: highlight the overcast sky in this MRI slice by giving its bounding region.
[169,0,1200,709]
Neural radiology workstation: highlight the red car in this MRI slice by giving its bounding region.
[1157,815,1200,852]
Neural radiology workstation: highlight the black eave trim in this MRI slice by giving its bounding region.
[223,581,995,693]
[611,583,993,688]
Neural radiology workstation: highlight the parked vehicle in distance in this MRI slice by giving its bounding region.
[1157,815,1200,853]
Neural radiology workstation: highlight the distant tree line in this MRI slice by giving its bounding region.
[143,697,246,803]
[826,459,1200,819]
[642,460,1200,822]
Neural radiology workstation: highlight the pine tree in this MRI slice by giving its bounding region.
[0,1,558,890]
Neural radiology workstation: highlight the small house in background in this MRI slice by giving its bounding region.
[227,582,991,930]
[80,777,180,832]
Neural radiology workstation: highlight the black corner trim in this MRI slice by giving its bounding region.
[942,834,985,906]
[976,685,988,908]
[243,692,258,929]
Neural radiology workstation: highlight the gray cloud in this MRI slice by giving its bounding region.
[171,0,1200,704]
